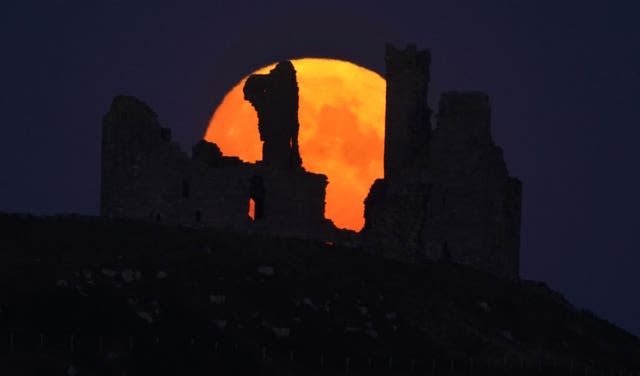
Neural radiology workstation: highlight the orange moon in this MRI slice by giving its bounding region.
[205,58,385,231]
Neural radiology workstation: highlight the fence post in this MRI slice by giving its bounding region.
[39,333,44,349]
[320,354,324,368]
[368,357,372,368]
[432,358,436,375]
[388,356,393,370]
[261,346,266,362]
[289,350,294,363]
[469,358,473,375]
[70,334,74,353]
[214,341,219,353]
[9,332,14,352]
[411,358,415,372]
[451,359,455,373]
[129,336,134,351]
[99,336,103,353]
[345,357,350,374]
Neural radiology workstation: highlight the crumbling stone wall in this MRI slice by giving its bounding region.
[101,95,251,229]
[244,61,302,170]
[363,45,522,279]
[101,46,521,278]
[101,88,332,240]
[422,92,522,276]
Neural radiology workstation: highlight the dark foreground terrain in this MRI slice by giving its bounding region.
[0,213,638,375]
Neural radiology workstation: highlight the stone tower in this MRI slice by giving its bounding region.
[384,44,431,180]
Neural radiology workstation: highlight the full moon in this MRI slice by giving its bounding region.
[205,58,385,231]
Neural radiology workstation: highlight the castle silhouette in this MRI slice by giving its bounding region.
[101,44,521,278]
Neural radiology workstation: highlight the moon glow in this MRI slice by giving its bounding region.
[205,58,385,231]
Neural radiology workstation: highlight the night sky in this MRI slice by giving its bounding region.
[1,1,639,336]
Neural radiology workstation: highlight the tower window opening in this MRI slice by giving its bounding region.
[249,175,265,221]
[248,198,256,221]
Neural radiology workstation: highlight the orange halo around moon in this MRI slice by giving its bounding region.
[205,58,385,231]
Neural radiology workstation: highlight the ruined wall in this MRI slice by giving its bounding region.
[101,96,193,223]
[101,93,333,241]
[247,166,331,239]
[363,178,432,261]
[244,61,302,170]
[101,96,252,229]
[241,62,332,238]
[363,45,522,278]
[422,92,522,277]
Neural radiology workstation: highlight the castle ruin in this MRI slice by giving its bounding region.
[101,61,333,240]
[100,44,522,278]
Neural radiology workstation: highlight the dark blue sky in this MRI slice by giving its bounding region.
[1,1,639,335]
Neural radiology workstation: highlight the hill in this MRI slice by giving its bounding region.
[0,213,638,375]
